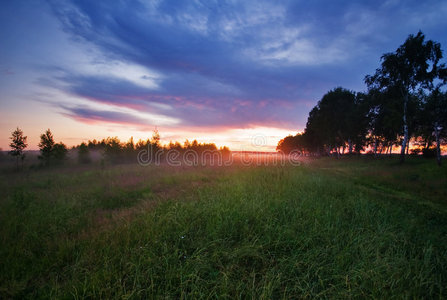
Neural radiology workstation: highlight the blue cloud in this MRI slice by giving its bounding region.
[2,0,447,132]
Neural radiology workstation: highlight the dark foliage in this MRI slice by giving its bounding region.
[277,32,447,165]
[8,127,28,170]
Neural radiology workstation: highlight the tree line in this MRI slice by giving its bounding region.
[277,31,447,165]
[8,128,68,169]
[76,129,230,165]
[7,127,231,169]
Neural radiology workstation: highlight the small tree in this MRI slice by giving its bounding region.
[421,89,447,165]
[150,128,161,159]
[53,142,68,163]
[78,142,91,164]
[38,129,55,166]
[124,137,135,162]
[151,129,161,148]
[9,127,28,170]
[104,137,123,164]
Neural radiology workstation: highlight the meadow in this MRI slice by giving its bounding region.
[1,156,447,298]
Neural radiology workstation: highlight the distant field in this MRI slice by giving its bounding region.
[1,157,447,298]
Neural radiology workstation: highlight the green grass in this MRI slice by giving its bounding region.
[1,157,447,298]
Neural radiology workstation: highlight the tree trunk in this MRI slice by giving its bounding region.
[400,94,409,163]
[348,139,353,154]
[373,139,378,157]
[434,123,442,166]
[406,139,410,155]
[389,144,392,156]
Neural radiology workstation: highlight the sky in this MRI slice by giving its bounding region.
[1,0,446,151]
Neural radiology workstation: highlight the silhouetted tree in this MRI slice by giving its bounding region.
[345,92,369,154]
[39,129,55,166]
[365,88,405,156]
[303,106,325,155]
[104,137,123,164]
[78,142,91,164]
[125,137,135,151]
[124,137,136,162]
[420,89,447,165]
[276,135,297,154]
[87,139,106,150]
[167,141,183,151]
[365,31,446,163]
[219,146,231,158]
[276,133,307,154]
[9,127,28,170]
[302,87,365,157]
[53,142,68,163]
[136,138,150,150]
[152,129,160,147]
[147,129,162,159]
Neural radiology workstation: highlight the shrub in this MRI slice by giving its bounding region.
[78,143,91,164]
[422,147,436,158]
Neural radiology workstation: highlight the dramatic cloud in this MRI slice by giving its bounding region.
[1,0,446,149]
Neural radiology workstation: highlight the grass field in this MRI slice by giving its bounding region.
[1,157,447,298]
